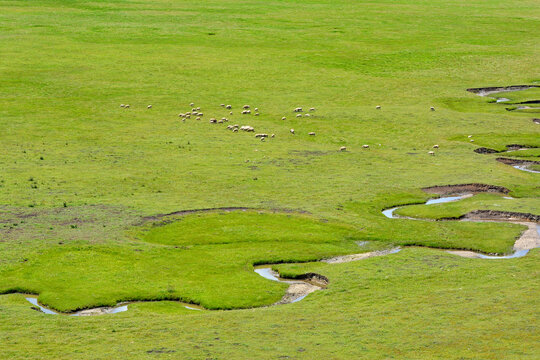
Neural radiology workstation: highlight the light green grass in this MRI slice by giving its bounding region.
[0,0,539,358]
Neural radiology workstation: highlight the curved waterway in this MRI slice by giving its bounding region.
[24,295,202,316]
[382,194,540,259]
[18,193,540,314]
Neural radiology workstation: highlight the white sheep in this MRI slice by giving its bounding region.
[376,105,381,110]
[226,105,232,109]
[433,145,439,149]
[220,104,225,107]
[120,104,125,108]
[308,132,316,136]
[290,129,295,134]
[294,107,303,112]
[282,117,286,120]
[271,134,275,138]
[305,113,310,117]
[428,151,435,155]
[254,113,259,116]
[296,114,302,118]
[198,112,203,116]
[340,146,347,151]
[309,107,316,111]
[125,104,130,108]
[430,106,435,111]
[147,105,152,109]
[243,105,250,109]
[190,102,194,106]
[254,108,259,112]
[362,144,369,148]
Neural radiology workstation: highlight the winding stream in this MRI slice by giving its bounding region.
[382,194,540,259]
[17,192,540,315]
[24,296,202,316]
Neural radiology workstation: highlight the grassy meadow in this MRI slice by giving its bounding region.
[0,0,539,358]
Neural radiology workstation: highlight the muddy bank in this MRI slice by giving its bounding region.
[474,144,538,154]
[467,85,539,96]
[422,183,509,195]
[464,210,540,223]
[496,157,540,166]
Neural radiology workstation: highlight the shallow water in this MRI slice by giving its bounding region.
[514,165,540,174]
[496,98,510,103]
[383,194,540,259]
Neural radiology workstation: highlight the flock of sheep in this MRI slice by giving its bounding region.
[120,103,439,154]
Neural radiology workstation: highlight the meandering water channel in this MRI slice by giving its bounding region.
[19,192,540,315]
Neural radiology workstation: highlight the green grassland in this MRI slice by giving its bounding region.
[0,0,539,358]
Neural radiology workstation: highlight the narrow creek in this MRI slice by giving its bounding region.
[19,192,540,315]
[382,193,540,259]
[24,295,202,316]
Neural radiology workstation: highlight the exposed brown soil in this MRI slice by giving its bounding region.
[464,210,540,223]
[474,147,499,154]
[474,144,538,154]
[422,183,510,195]
[467,85,539,96]
[496,157,540,166]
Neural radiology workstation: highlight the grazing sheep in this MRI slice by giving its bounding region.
[433,145,439,149]
[271,134,275,138]
[192,111,198,115]
[147,105,152,109]
[221,117,228,122]
[227,125,232,130]
[362,144,369,148]
[196,107,201,111]
[255,134,268,138]
[254,108,259,112]
[125,104,130,108]
[209,118,217,123]
[260,137,265,142]
[185,114,190,118]
[218,120,224,124]
[190,102,194,107]
[247,127,254,132]
[305,113,310,117]
[467,135,472,138]
[282,117,286,120]
[243,105,250,109]
[470,139,474,142]
[340,146,347,151]
[179,113,184,117]
[294,107,303,112]
[220,104,225,107]
[254,113,259,116]
[196,117,201,121]
[308,132,316,136]
[290,129,295,134]
[296,114,302,118]
[226,105,232,109]
[428,151,435,155]
[233,128,238,132]
[376,105,381,110]
[198,113,203,116]
[120,104,125,108]
[430,106,435,111]
[230,112,233,115]
[309,107,316,111]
